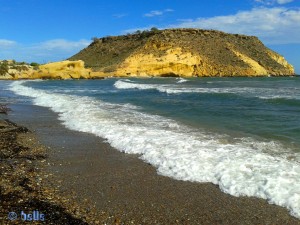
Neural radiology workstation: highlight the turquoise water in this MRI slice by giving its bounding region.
[21,77,300,150]
[3,77,300,218]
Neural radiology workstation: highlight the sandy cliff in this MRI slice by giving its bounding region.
[29,60,105,79]
[0,60,105,80]
[70,28,295,77]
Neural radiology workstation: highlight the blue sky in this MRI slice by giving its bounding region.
[0,0,299,73]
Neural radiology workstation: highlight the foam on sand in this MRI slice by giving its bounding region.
[10,80,300,218]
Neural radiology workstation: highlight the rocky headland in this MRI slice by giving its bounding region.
[0,28,295,80]
[70,28,295,77]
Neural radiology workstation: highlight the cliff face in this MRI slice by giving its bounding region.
[29,60,102,79]
[0,60,36,80]
[70,28,295,77]
[0,60,105,80]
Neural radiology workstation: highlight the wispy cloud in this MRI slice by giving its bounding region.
[113,13,128,19]
[276,0,294,4]
[123,26,154,34]
[169,7,300,44]
[0,39,17,48]
[144,10,164,17]
[31,39,90,51]
[144,9,174,17]
[0,39,91,63]
[255,0,294,5]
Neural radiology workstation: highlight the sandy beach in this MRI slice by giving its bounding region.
[1,102,298,224]
[1,0,300,223]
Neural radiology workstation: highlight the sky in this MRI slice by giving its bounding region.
[0,0,299,73]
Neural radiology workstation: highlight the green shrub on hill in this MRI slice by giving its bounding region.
[0,61,9,76]
[30,62,39,67]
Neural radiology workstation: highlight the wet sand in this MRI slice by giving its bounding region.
[8,103,300,225]
[0,118,100,224]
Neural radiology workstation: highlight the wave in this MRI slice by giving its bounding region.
[114,80,247,94]
[10,81,300,218]
[114,80,300,100]
[176,78,188,83]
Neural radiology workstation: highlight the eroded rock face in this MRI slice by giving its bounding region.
[115,48,202,77]
[30,60,92,79]
[0,60,106,80]
[70,28,295,77]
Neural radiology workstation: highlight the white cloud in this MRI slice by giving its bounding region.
[165,9,174,12]
[144,10,164,17]
[32,39,90,51]
[0,39,91,63]
[0,39,17,48]
[113,13,127,19]
[170,7,300,44]
[255,0,294,5]
[277,0,294,4]
[144,9,174,17]
[123,26,153,34]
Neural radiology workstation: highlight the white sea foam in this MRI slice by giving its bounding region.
[176,78,188,83]
[114,80,300,100]
[10,81,300,218]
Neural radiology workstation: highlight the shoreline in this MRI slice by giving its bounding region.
[0,73,298,81]
[4,102,300,224]
[0,118,102,224]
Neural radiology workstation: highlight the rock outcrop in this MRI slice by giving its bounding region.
[0,60,35,79]
[0,60,105,80]
[27,60,105,79]
[70,28,295,77]
[0,28,295,80]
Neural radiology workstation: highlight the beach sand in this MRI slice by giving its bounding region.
[0,118,101,224]
[6,103,300,225]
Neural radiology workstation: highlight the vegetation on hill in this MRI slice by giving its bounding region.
[72,28,161,71]
[69,28,294,77]
[0,60,40,77]
[0,61,9,76]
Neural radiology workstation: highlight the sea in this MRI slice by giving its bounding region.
[1,77,300,218]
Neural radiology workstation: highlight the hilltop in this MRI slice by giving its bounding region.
[69,28,294,77]
[0,28,295,80]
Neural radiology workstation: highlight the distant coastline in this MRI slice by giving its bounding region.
[0,28,296,80]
